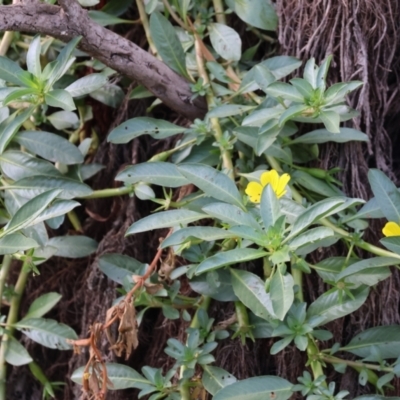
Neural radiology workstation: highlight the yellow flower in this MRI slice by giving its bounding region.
[245,170,291,203]
[382,221,400,237]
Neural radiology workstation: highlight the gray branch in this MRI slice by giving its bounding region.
[0,2,207,120]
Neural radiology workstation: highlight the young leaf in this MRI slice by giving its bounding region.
[209,23,242,62]
[2,189,62,237]
[213,376,292,400]
[270,268,294,320]
[33,200,80,225]
[266,82,304,102]
[27,35,42,77]
[196,249,268,275]
[126,210,207,235]
[44,89,76,111]
[65,74,108,97]
[260,184,280,229]
[178,164,244,210]
[24,292,62,319]
[47,236,97,258]
[230,269,276,320]
[368,169,400,223]
[149,12,188,78]
[0,56,35,87]
[108,117,185,144]
[116,162,189,187]
[14,318,78,350]
[14,130,84,164]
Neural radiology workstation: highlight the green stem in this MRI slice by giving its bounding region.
[320,354,393,374]
[0,256,12,310]
[306,337,326,383]
[0,253,32,400]
[79,186,135,199]
[67,210,82,232]
[212,0,226,24]
[0,32,13,57]
[136,0,158,54]
[291,265,304,302]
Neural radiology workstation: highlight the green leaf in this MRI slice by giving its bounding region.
[336,257,399,281]
[270,268,294,320]
[202,203,261,230]
[242,108,282,127]
[368,169,400,223]
[0,107,35,155]
[46,110,79,130]
[2,87,39,106]
[98,253,147,284]
[116,162,189,187]
[24,292,62,319]
[149,12,188,78]
[14,317,78,350]
[108,117,185,144]
[230,0,278,31]
[209,23,242,61]
[2,189,62,237]
[285,198,346,241]
[8,176,93,199]
[0,233,38,255]
[289,78,314,98]
[126,210,207,235]
[0,56,35,87]
[291,170,343,197]
[27,35,42,77]
[90,83,124,108]
[34,200,80,225]
[14,130,84,164]
[5,337,33,366]
[65,74,108,97]
[88,10,132,26]
[213,376,292,400]
[324,81,363,104]
[129,85,153,99]
[207,104,255,119]
[279,104,308,126]
[202,365,237,396]
[47,236,97,258]
[44,89,76,111]
[196,249,268,275]
[307,286,369,326]
[380,237,400,255]
[231,269,276,320]
[0,150,61,181]
[260,184,280,229]
[228,226,267,246]
[161,226,235,248]
[266,82,304,102]
[178,164,244,210]
[71,363,150,390]
[288,227,334,251]
[319,110,340,133]
[341,325,400,361]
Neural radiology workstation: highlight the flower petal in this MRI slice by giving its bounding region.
[382,221,400,237]
[245,182,263,203]
[276,173,291,198]
[261,170,279,190]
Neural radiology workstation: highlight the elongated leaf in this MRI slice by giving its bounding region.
[0,233,38,255]
[33,200,80,225]
[230,0,277,31]
[45,89,76,111]
[47,110,80,130]
[209,23,241,61]
[260,184,280,229]
[230,269,276,320]
[288,227,334,250]
[161,226,235,248]
[116,162,189,187]
[71,363,150,390]
[292,170,343,197]
[307,286,369,326]
[319,110,340,133]
[207,104,255,119]
[228,226,267,246]
[98,253,147,284]
[149,12,188,78]
[336,257,399,281]
[214,376,292,400]
[8,176,93,199]
[24,292,62,319]
[202,202,260,229]
[2,189,61,237]
[14,131,84,164]
[47,236,97,258]
[368,169,400,223]
[202,365,237,396]
[341,325,400,361]
[285,198,346,241]
[178,164,244,209]
[0,107,35,155]
[270,269,294,320]
[290,128,368,144]
[380,237,400,255]
[14,317,78,350]
[88,10,132,26]
[5,337,33,366]
[0,150,61,180]
[108,117,185,144]
[126,210,207,235]
[27,35,42,77]
[196,249,268,275]
[65,74,108,97]
[0,56,35,87]
[266,82,304,102]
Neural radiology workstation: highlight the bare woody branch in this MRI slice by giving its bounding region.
[0,1,207,120]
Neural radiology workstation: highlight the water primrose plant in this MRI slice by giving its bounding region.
[0,1,399,400]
